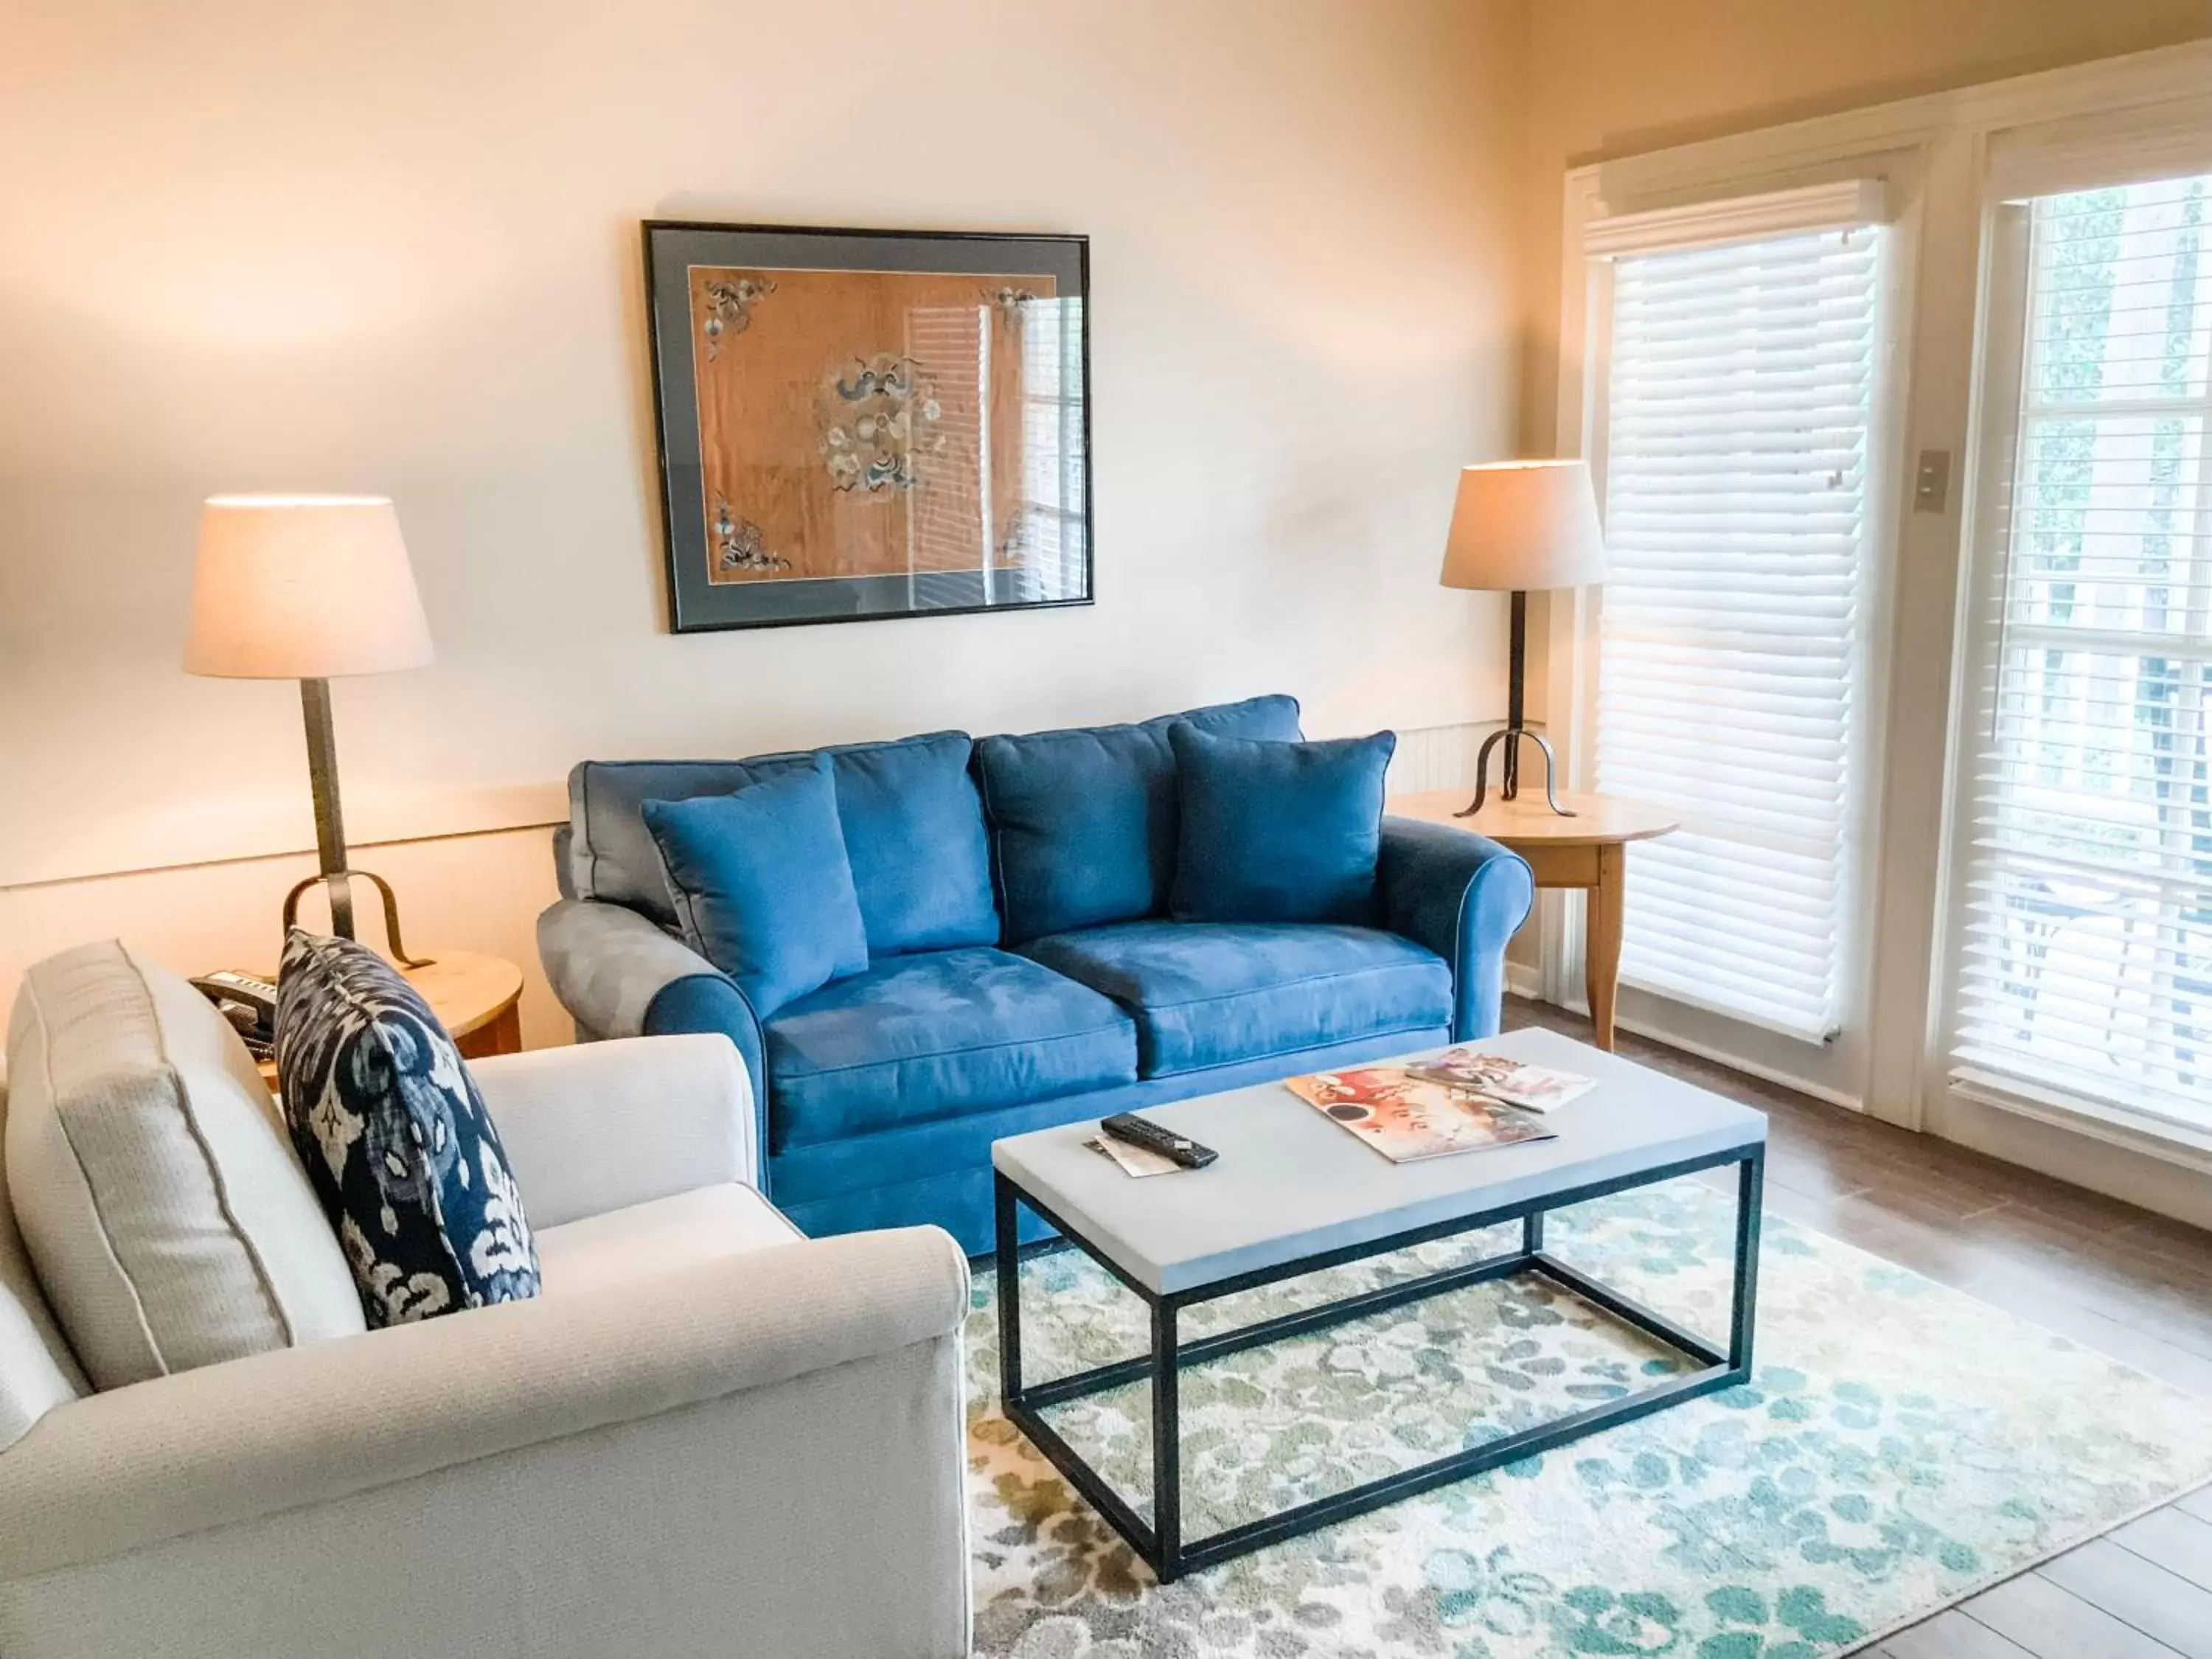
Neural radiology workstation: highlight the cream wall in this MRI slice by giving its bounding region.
[0,0,1531,1035]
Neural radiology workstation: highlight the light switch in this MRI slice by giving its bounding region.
[1914,448,1952,515]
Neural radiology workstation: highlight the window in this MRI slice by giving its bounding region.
[1950,173,2212,1138]
[1593,223,1885,1043]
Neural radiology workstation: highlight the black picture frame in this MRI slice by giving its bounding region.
[642,220,1095,633]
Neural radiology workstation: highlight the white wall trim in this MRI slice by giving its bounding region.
[1952,1070,2212,1176]
[0,805,569,893]
[1986,92,2212,200]
[1614,1014,1864,1113]
[1590,38,2212,214]
[1929,1087,2212,1232]
[1,783,571,898]
[0,782,571,893]
[1585,178,1889,257]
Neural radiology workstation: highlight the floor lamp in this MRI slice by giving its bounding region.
[183,495,435,961]
[1439,460,1608,818]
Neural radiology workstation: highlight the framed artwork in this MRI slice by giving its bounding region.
[642,220,1094,633]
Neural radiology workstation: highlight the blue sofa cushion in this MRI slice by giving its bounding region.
[567,731,997,953]
[973,695,1303,942]
[764,947,1137,1151]
[1019,919,1450,1078]
[274,930,540,1326]
[1169,725,1395,925]
[827,731,998,956]
[641,757,870,1018]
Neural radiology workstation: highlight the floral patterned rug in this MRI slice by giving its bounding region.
[966,1175,2212,1658]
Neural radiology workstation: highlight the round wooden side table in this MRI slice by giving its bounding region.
[1388,789,1680,1051]
[255,949,524,1085]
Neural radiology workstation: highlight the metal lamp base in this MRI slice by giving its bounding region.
[1453,588,1574,821]
[292,677,431,967]
[1456,726,1574,819]
[281,868,431,968]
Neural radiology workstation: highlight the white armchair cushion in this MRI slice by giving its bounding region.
[0,1077,83,1450]
[468,1034,756,1228]
[3,942,364,1390]
[534,1184,801,1299]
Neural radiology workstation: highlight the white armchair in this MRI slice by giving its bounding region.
[0,984,972,1659]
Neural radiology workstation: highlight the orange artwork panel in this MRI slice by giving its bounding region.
[686,266,1054,585]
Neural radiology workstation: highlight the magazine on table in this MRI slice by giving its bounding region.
[1284,1065,1557,1164]
[1404,1047,1595,1113]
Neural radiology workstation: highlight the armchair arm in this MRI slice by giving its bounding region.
[470,1035,755,1228]
[538,897,768,1158]
[1379,815,1535,1041]
[0,1225,969,1582]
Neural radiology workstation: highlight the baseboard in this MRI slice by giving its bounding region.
[1506,985,1863,1113]
[1614,1015,1864,1113]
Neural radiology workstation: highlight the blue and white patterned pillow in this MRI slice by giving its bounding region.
[274,929,540,1326]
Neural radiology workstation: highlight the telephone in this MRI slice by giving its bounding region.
[189,970,279,1061]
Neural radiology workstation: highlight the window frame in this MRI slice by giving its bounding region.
[1932,155,2212,1169]
[1543,41,2212,1221]
[1556,168,1919,1110]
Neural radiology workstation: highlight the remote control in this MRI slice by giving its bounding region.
[1099,1113,1217,1170]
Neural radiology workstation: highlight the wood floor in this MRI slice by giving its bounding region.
[1500,997,2212,1659]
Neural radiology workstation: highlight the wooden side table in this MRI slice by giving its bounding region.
[255,949,525,1085]
[1388,790,1680,1051]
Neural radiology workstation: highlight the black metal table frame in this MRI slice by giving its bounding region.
[994,1141,1764,1583]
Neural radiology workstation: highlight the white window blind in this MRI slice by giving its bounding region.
[1951,173,2212,1138]
[1595,224,1883,1043]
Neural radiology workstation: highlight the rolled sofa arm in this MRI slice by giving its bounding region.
[470,1035,757,1228]
[0,1225,970,1582]
[538,897,766,1133]
[1378,815,1535,1041]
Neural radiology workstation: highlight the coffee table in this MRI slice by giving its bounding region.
[990,1026,1766,1583]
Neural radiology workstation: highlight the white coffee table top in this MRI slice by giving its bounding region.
[991,1026,1766,1296]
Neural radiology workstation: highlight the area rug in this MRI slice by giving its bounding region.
[964,1175,2212,1658]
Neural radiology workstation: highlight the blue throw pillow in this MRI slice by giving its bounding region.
[566,731,997,953]
[642,755,870,1015]
[1169,723,1396,925]
[823,731,998,954]
[566,754,770,925]
[274,930,540,1327]
[974,695,1304,941]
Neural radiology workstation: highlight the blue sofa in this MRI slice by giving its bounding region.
[537,696,1534,1256]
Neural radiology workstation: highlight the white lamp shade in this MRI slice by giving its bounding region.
[184,495,434,679]
[1439,460,1608,593]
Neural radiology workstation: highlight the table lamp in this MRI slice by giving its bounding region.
[184,495,434,961]
[1439,459,1607,818]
